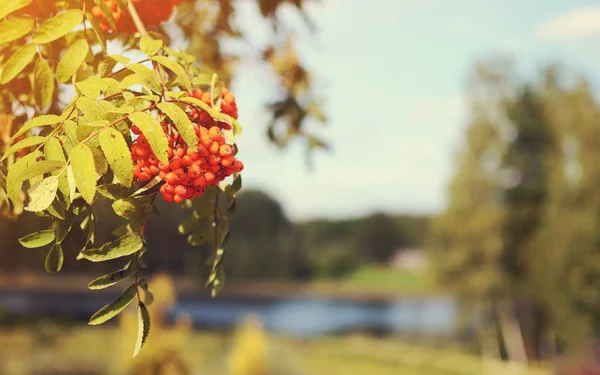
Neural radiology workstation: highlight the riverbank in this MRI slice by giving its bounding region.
[0,266,437,302]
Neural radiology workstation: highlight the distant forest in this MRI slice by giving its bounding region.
[0,189,430,281]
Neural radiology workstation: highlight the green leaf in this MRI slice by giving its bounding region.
[12,115,61,140]
[88,283,137,325]
[76,75,106,99]
[99,128,133,187]
[140,36,162,56]
[71,144,97,204]
[6,150,41,204]
[47,200,66,220]
[1,136,44,161]
[133,302,151,357]
[178,214,203,235]
[1,43,37,84]
[31,9,83,44]
[18,229,55,249]
[109,54,130,66]
[14,160,65,187]
[45,243,64,273]
[86,13,106,52]
[232,175,242,193]
[88,263,136,290]
[66,165,77,202]
[151,55,191,91]
[0,0,33,19]
[157,102,196,149]
[210,73,222,107]
[188,224,212,247]
[25,176,59,212]
[178,96,242,135]
[79,233,143,262]
[90,146,108,176]
[77,96,105,122]
[127,63,161,94]
[108,106,134,114]
[55,219,72,244]
[128,112,168,163]
[56,39,89,83]
[0,16,34,44]
[112,199,146,219]
[33,58,54,109]
[44,138,70,199]
[130,176,162,197]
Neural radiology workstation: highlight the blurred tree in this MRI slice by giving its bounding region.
[355,212,403,264]
[429,58,542,362]
[530,68,600,351]
[429,58,512,302]
[499,84,554,361]
[225,189,309,280]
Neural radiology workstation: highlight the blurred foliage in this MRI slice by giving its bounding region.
[229,316,270,375]
[173,0,328,156]
[115,273,192,375]
[429,58,600,360]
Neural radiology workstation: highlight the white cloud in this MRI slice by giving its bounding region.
[537,5,600,41]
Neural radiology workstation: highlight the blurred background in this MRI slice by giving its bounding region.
[7,0,600,374]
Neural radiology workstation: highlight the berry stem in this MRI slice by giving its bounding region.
[126,0,148,36]
[211,189,220,272]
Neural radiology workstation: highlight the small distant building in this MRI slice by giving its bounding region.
[389,248,427,271]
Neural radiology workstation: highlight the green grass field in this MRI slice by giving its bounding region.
[0,321,552,375]
[310,265,436,297]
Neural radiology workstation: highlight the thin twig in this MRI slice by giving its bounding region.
[126,0,148,36]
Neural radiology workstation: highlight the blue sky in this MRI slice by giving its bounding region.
[190,0,600,221]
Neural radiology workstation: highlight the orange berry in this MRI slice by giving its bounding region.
[173,147,185,158]
[174,185,187,196]
[209,141,220,154]
[219,144,233,157]
[162,192,174,202]
[208,126,222,140]
[233,160,244,172]
[193,176,206,187]
[221,156,234,168]
[204,171,215,184]
[138,171,151,181]
[188,164,202,178]
[92,6,104,18]
[173,194,184,203]
[164,183,175,193]
[182,155,194,167]
[166,172,178,185]
[169,157,182,170]
[224,93,235,104]
[193,89,203,99]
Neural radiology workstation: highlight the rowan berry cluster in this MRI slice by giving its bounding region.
[188,87,239,130]
[131,89,244,204]
[91,0,181,33]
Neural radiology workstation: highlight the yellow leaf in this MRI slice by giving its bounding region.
[1,43,37,84]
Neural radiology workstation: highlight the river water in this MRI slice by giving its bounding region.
[0,291,457,337]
